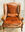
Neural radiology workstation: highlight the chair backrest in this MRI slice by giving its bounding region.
[4,2,21,17]
[7,2,21,16]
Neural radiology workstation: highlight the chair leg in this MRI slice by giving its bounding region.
[21,24,23,31]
